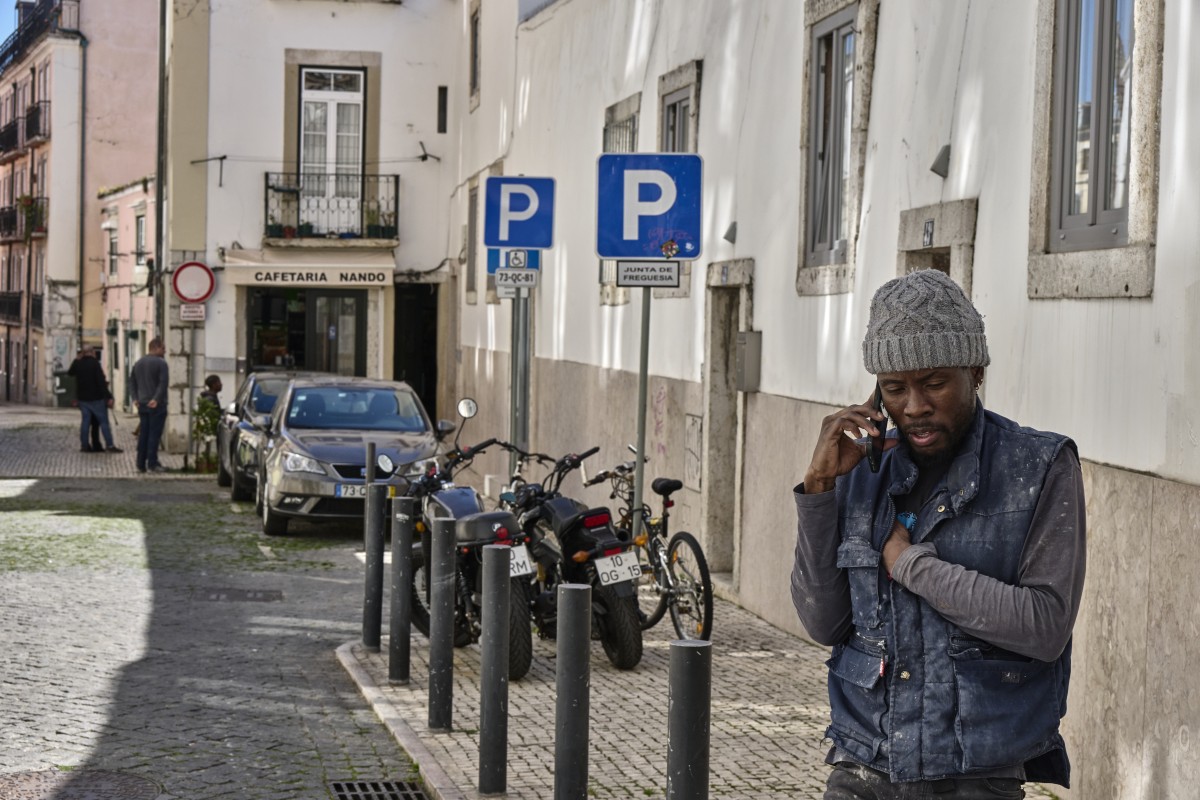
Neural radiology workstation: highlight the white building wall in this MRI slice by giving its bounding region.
[449,1,1200,796]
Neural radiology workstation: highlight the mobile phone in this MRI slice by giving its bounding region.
[866,383,887,473]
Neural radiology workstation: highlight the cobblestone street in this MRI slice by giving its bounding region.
[0,404,1060,799]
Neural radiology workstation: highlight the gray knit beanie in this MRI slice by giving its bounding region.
[862,270,989,374]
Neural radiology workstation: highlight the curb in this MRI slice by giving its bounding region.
[335,641,468,800]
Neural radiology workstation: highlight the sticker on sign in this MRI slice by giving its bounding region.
[495,268,539,288]
[616,261,680,288]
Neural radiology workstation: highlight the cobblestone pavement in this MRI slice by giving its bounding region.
[0,403,1061,800]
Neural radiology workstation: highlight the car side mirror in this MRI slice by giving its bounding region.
[435,419,456,440]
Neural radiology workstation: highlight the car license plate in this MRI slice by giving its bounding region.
[508,544,534,577]
[336,484,396,498]
[594,551,642,586]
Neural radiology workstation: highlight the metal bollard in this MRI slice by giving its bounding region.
[478,544,511,795]
[666,640,712,800]
[364,441,376,485]
[389,496,417,684]
[362,482,387,651]
[427,517,456,731]
[554,583,591,800]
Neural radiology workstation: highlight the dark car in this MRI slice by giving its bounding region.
[216,372,307,501]
[254,376,452,536]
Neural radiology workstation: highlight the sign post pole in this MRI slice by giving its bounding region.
[485,177,555,473]
[596,154,702,541]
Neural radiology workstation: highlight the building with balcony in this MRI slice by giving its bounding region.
[98,175,155,409]
[0,0,157,405]
[160,0,458,449]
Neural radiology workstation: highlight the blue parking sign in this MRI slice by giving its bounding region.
[596,154,702,260]
[484,177,556,249]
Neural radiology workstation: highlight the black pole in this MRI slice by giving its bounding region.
[554,583,591,800]
[478,544,511,795]
[666,640,712,800]
[362,482,386,651]
[389,495,416,684]
[427,517,455,731]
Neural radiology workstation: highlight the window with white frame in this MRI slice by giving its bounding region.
[469,1,481,108]
[658,61,700,154]
[1050,0,1132,252]
[300,68,364,209]
[465,185,478,303]
[796,2,877,296]
[807,6,856,267]
[599,94,639,306]
[135,215,146,265]
[1028,0,1161,298]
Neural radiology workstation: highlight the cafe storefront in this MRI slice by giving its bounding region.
[221,249,395,378]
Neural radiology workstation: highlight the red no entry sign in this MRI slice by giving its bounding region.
[172,261,216,304]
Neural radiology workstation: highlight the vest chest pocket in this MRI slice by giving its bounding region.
[836,539,882,628]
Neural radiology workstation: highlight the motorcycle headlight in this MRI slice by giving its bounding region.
[283,451,325,475]
[405,457,439,477]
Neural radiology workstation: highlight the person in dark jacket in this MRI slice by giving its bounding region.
[67,345,120,453]
[198,374,222,407]
[129,337,170,473]
[792,270,1086,799]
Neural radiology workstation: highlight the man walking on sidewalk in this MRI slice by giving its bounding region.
[130,337,169,473]
[67,345,121,453]
[791,270,1086,798]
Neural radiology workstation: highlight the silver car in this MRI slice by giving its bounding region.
[255,376,452,536]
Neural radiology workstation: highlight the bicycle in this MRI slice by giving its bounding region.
[586,455,714,641]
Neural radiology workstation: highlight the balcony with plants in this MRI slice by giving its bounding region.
[0,196,47,242]
[263,172,399,246]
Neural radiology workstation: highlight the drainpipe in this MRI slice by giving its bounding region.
[75,33,88,351]
[154,0,166,336]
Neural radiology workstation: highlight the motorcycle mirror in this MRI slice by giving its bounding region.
[377,453,395,475]
[627,443,638,455]
[457,398,478,419]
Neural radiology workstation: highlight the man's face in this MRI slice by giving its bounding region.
[877,366,982,468]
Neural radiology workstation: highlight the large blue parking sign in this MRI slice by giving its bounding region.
[483,177,556,249]
[596,154,702,260]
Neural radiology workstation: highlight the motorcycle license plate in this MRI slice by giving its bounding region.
[336,484,395,498]
[594,551,642,586]
[508,544,534,577]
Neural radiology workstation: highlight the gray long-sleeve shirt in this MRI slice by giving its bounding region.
[129,354,169,408]
[790,448,1086,663]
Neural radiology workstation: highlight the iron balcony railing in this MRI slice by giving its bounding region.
[0,205,16,239]
[0,1,78,76]
[0,290,21,322]
[0,118,21,158]
[263,172,400,241]
[0,197,47,240]
[24,100,49,142]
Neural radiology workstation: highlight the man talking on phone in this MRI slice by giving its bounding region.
[791,269,1086,799]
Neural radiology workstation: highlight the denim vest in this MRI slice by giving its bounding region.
[826,403,1074,785]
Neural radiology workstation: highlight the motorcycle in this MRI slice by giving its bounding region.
[501,444,644,670]
[407,399,534,681]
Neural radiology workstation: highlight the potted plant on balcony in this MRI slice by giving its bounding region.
[380,211,397,239]
[17,195,43,240]
[365,207,382,238]
[266,213,284,239]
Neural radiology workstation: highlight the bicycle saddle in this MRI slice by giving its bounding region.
[651,478,683,497]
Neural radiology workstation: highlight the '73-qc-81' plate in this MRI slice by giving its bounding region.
[336,484,396,498]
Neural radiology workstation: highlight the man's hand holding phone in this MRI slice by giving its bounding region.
[802,386,894,494]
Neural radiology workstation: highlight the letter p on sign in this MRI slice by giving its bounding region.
[484,177,556,250]
[596,153,703,260]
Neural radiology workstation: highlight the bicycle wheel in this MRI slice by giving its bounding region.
[666,531,713,641]
[632,536,669,630]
